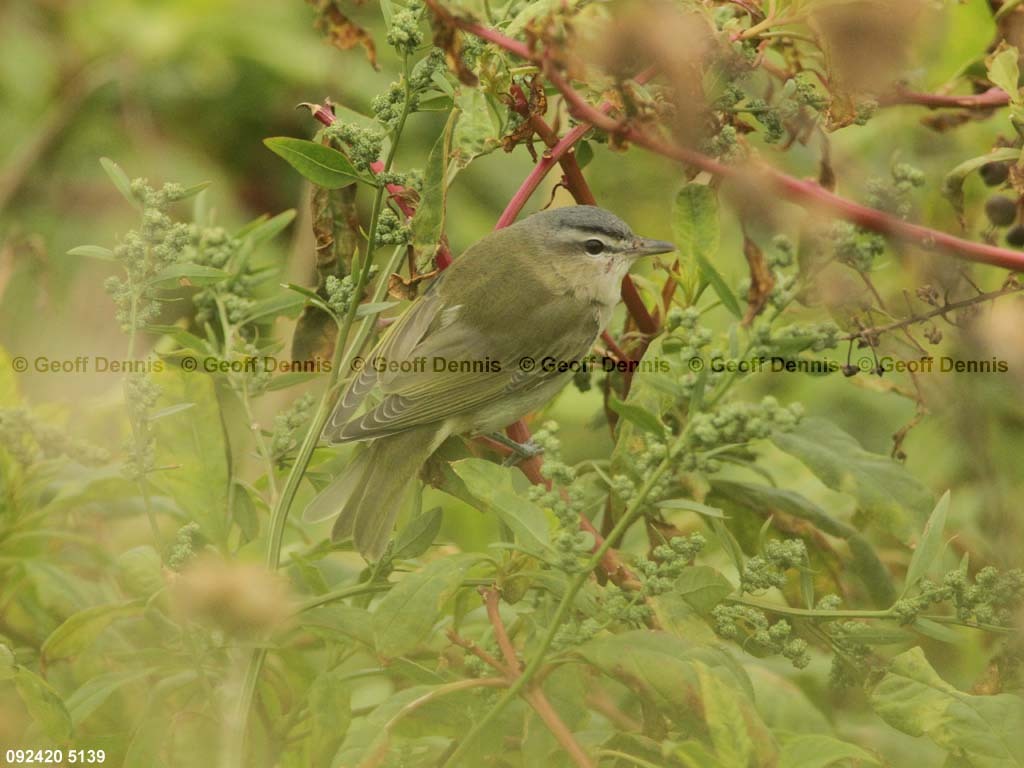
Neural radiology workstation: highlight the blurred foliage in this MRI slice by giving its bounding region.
[2,0,1024,767]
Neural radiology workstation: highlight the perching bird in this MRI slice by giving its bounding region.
[303,205,674,558]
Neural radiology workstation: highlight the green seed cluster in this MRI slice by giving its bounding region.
[271,393,316,463]
[167,521,202,570]
[0,407,109,466]
[325,265,380,316]
[893,567,1024,626]
[386,2,424,55]
[637,534,707,596]
[124,373,161,478]
[740,538,807,593]
[711,604,811,668]
[372,80,411,130]
[866,163,926,219]
[374,207,410,246]
[105,181,192,331]
[528,423,593,573]
[689,397,803,452]
[324,122,385,172]
[830,221,886,272]
[702,124,741,161]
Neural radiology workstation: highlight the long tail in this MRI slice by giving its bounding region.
[302,425,443,559]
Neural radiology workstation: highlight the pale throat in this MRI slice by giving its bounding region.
[553,255,631,310]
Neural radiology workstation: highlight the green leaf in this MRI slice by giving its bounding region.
[771,418,933,542]
[986,45,1021,102]
[100,156,136,206]
[148,367,231,545]
[674,566,734,613]
[146,263,229,288]
[903,490,951,595]
[696,662,756,767]
[14,666,72,740]
[709,480,896,606]
[372,553,483,657]
[116,546,164,598]
[659,498,728,519]
[392,506,443,560]
[673,183,740,315]
[450,90,504,172]
[66,670,150,727]
[574,140,594,169]
[263,137,370,189]
[307,667,352,764]
[67,245,116,261]
[240,209,297,245]
[0,643,15,680]
[411,109,457,267]
[41,601,143,660]
[355,300,399,318]
[778,734,882,768]
[577,630,756,713]
[608,396,665,436]
[451,459,552,555]
[870,648,1024,767]
[239,292,305,323]
[578,633,773,757]
[942,148,1021,221]
[698,254,742,319]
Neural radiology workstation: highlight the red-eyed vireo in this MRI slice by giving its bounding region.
[304,205,675,558]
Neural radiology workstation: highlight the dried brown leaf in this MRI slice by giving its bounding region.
[314,2,378,69]
[742,235,774,326]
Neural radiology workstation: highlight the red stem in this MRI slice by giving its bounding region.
[880,87,1010,110]
[542,67,1024,273]
[435,9,1024,273]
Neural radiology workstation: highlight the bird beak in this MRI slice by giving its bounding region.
[629,237,676,258]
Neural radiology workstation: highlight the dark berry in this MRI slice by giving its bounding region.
[1008,225,1024,247]
[985,195,1018,227]
[980,161,1010,187]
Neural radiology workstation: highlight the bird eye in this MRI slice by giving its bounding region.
[584,239,605,255]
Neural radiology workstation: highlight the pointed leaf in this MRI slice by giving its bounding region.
[903,490,951,595]
[264,137,370,189]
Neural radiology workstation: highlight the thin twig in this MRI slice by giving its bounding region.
[845,282,1024,342]
[483,587,521,673]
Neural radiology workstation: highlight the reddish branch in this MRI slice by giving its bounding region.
[431,8,1024,273]
[880,87,1010,110]
[540,70,1024,273]
[479,587,596,768]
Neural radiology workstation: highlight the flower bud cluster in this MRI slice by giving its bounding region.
[893,567,1024,626]
[386,2,424,55]
[105,181,192,331]
[271,393,316,463]
[740,538,807,593]
[325,266,380,316]
[689,397,803,453]
[167,522,202,571]
[124,373,162,477]
[712,604,810,668]
[0,407,109,467]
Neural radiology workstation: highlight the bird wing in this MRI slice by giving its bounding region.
[327,280,599,443]
[322,277,447,441]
